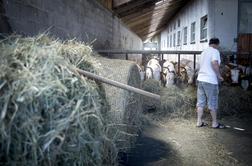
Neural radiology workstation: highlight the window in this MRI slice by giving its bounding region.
[178,19,181,28]
[170,26,172,32]
[173,33,176,47]
[177,31,181,46]
[191,22,196,43]
[167,35,169,47]
[200,15,208,41]
[170,35,172,47]
[183,27,188,45]
[174,23,176,30]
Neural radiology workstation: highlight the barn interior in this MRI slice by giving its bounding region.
[0,0,252,166]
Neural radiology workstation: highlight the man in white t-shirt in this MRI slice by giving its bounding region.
[196,38,225,129]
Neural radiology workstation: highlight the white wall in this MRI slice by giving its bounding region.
[160,0,209,61]
[209,0,238,51]
[160,0,239,62]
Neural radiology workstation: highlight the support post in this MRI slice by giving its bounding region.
[193,54,196,70]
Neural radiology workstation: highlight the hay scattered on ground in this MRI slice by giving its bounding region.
[159,86,197,120]
[146,84,252,122]
[219,86,252,117]
[0,35,118,165]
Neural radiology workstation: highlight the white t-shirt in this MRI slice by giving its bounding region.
[197,47,221,85]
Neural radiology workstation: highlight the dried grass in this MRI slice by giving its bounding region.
[219,86,252,117]
[95,57,142,152]
[159,86,197,119]
[0,34,118,165]
[142,79,161,112]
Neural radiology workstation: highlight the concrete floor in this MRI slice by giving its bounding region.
[120,115,252,166]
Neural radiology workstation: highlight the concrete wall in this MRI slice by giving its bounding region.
[208,0,238,51]
[0,0,143,60]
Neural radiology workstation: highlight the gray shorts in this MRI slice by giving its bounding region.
[196,81,219,111]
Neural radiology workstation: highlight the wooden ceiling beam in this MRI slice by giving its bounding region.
[140,28,164,40]
[127,10,175,28]
[113,0,156,13]
[122,3,170,23]
[121,0,183,23]
[112,0,189,40]
[124,8,170,25]
[117,1,157,17]
[113,0,132,7]
[134,21,167,34]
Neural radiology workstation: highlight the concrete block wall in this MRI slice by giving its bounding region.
[0,0,143,61]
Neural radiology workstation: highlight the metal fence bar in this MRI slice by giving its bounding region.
[193,54,196,70]
[178,53,181,74]
[97,50,203,55]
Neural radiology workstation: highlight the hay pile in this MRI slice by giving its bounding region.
[0,35,119,165]
[149,85,252,121]
[95,57,142,152]
[159,86,197,119]
[219,86,252,117]
[142,79,161,112]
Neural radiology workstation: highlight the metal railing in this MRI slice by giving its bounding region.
[96,50,252,74]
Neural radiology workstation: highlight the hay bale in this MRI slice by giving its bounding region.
[142,79,161,112]
[0,35,117,166]
[95,57,142,152]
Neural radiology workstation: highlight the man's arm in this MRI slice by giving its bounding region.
[211,60,224,81]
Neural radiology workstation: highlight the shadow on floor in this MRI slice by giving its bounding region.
[118,124,181,166]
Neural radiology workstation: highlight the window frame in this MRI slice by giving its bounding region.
[177,31,181,46]
[170,34,172,47]
[191,22,196,44]
[173,33,176,47]
[167,34,169,47]
[200,15,208,42]
[183,26,188,45]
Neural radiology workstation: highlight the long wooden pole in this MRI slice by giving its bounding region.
[75,68,161,101]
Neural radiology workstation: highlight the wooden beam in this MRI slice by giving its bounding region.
[122,4,170,23]
[76,68,161,100]
[135,22,166,34]
[120,0,183,20]
[121,0,172,21]
[113,0,132,7]
[128,11,174,29]
[125,8,170,25]
[124,1,184,26]
[114,0,157,14]
[138,26,164,36]
[98,0,113,10]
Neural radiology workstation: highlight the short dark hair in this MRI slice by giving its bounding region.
[209,38,220,45]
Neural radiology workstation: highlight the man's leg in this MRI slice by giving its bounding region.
[197,107,204,126]
[196,81,206,126]
[210,109,218,127]
[205,83,223,128]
